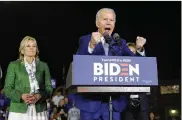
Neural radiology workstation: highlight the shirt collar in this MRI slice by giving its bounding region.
[24,57,36,66]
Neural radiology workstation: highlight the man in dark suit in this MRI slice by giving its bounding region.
[69,8,146,120]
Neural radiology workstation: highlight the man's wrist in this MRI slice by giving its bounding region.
[88,42,94,54]
[89,42,95,49]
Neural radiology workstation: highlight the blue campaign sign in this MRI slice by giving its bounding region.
[73,55,158,86]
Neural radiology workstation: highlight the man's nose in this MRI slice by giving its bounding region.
[106,20,111,24]
[106,20,112,25]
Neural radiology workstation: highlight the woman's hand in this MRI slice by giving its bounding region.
[21,93,41,104]
[31,93,42,104]
[21,94,33,104]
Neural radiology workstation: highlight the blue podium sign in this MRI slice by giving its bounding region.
[73,55,158,86]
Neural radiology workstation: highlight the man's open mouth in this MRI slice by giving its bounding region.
[105,28,111,32]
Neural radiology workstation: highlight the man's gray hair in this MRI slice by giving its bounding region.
[96,8,116,22]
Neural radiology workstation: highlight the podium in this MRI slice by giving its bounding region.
[66,55,158,120]
[66,55,158,93]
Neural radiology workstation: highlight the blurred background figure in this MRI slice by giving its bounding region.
[52,87,64,107]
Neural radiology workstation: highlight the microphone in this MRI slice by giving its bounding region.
[103,32,116,56]
[103,32,112,44]
[113,33,122,49]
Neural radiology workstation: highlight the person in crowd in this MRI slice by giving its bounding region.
[50,106,60,120]
[52,88,64,107]
[57,99,68,120]
[3,36,53,120]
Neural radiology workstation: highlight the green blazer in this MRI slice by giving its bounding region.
[3,59,53,113]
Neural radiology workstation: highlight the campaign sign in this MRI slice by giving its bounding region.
[73,55,158,86]
[51,78,56,88]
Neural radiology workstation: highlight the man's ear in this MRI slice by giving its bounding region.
[96,20,99,28]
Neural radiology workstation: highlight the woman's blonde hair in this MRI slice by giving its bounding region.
[19,36,39,62]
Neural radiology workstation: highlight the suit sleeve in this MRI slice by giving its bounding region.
[4,62,23,102]
[122,40,146,57]
[122,40,136,56]
[76,36,91,55]
[39,63,53,101]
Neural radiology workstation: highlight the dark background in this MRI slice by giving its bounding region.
[0,1,181,87]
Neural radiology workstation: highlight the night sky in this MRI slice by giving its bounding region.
[0,1,181,87]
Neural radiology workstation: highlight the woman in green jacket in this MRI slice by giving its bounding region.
[3,36,53,120]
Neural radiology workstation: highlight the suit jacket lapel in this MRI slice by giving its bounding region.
[18,60,30,90]
[92,42,105,55]
[110,37,116,45]
[35,60,40,82]
[19,60,29,78]
[108,38,116,56]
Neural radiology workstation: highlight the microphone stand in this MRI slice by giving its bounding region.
[106,42,114,120]
[109,96,113,120]
[105,35,116,56]
[108,39,125,120]
[108,36,126,120]
[104,32,119,120]
[107,43,123,120]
